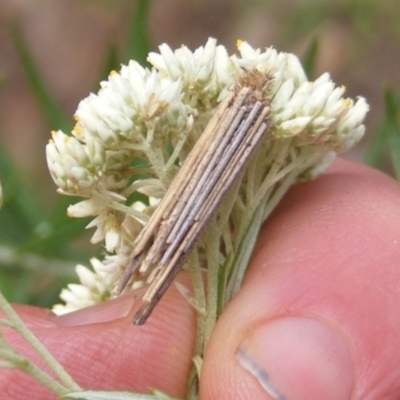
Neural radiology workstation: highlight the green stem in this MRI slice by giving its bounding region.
[0,347,69,396]
[225,201,266,303]
[261,151,323,222]
[186,250,206,400]
[141,140,168,184]
[0,291,81,392]
[103,197,150,224]
[203,219,220,346]
[190,253,206,352]
[0,244,76,278]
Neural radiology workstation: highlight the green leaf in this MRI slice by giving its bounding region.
[124,0,152,66]
[100,44,121,80]
[64,391,156,400]
[363,118,387,169]
[383,87,400,180]
[0,141,44,241]
[301,37,319,79]
[64,389,181,400]
[10,23,70,131]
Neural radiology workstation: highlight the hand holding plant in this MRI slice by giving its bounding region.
[2,38,392,400]
[3,159,400,400]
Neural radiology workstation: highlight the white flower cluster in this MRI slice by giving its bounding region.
[48,38,368,314]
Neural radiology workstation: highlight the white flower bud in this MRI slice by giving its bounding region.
[46,131,104,195]
[75,264,98,288]
[67,199,101,218]
[278,116,313,137]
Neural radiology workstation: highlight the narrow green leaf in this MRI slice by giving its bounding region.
[64,391,155,400]
[10,23,70,131]
[363,119,387,168]
[383,87,400,179]
[217,254,230,318]
[124,0,152,66]
[301,37,319,79]
[64,390,180,400]
[0,142,44,237]
[100,44,121,80]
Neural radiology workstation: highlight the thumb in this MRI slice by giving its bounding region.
[201,159,400,400]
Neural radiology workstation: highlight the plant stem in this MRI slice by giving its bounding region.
[203,220,220,347]
[0,347,69,396]
[188,250,206,356]
[0,244,76,277]
[0,290,81,392]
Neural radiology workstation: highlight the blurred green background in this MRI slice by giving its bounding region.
[0,0,399,307]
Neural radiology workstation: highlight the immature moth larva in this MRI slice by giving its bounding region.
[114,69,272,324]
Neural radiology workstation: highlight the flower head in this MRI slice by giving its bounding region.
[50,38,368,315]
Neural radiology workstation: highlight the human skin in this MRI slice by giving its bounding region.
[1,158,400,399]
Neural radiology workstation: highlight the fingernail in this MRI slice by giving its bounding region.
[52,293,139,327]
[236,316,354,400]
